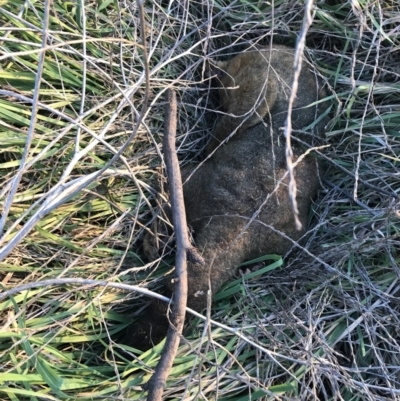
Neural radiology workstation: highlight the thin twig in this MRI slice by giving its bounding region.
[75,0,87,154]
[284,0,314,230]
[0,278,169,303]
[146,89,189,401]
[0,0,50,236]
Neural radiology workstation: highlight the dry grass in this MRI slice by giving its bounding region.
[1,0,400,400]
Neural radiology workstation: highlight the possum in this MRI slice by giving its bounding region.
[207,44,326,153]
[121,44,328,351]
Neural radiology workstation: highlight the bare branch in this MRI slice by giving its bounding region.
[146,89,190,400]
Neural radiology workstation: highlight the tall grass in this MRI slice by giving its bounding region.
[1,0,400,400]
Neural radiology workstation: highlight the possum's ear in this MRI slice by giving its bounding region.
[205,59,228,79]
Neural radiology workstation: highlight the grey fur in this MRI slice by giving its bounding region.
[122,44,328,350]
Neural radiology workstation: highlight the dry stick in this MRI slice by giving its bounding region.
[146,89,189,401]
[284,0,314,231]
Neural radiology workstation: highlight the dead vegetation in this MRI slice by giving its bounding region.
[1,0,400,400]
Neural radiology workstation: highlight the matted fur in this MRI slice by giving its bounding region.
[122,44,329,350]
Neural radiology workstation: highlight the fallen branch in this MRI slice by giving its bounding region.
[146,89,191,401]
